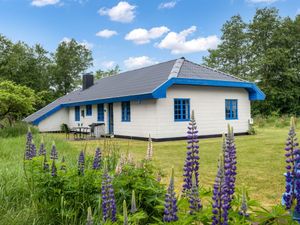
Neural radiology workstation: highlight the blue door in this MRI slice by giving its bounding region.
[75,106,80,121]
[108,103,114,134]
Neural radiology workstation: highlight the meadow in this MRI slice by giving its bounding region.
[0,118,297,224]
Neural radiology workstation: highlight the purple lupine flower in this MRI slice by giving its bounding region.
[130,190,137,214]
[101,169,117,222]
[183,110,200,193]
[212,154,230,225]
[222,127,237,208]
[51,160,57,177]
[43,155,49,171]
[239,189,249,217]
[86,206,93,225]
[189,173,202,214]
[38,137,46,156]
[25,128,33,160]
[123,200,128,225]
[163,167,178,222]
[283,117,300,209]
[50,141,58,160]
[31,141,37,158]
[78,150,85,176]
[92,147,101,170]
[60,156,66,171]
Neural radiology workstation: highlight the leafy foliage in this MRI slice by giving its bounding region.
[0,80,36,123]
[203,8,300,115]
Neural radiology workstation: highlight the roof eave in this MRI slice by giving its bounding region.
[152,77,265,101]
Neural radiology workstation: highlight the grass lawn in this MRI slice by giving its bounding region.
[0,124,294,224]
[64,126,291,208]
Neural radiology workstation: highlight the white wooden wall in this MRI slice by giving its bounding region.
[154,85,251,138]
[38,85,251,138]
[38,108,69,132]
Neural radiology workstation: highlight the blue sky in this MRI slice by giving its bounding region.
[0,0,299,72]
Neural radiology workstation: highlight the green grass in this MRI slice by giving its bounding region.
[65,126,292,208]
[0,123,296,224]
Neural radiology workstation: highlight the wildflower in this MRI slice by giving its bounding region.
[43,155,49,171]
[163,167,178,222]
[123,200,128,225]
[60,156,66,171]
[131,190,137,214]
[78,150,85,176]
[115,161,123,175]
[212,154,229,225]
[25,128,33,160]
[146,134,153,160]
[189,173,202,214]
[283,117,300,210]
[183,110,200,193]
[225,125,237,201]
[50,141,58,160]
[101,168,117,222]
[38,136,46,156]
[239,189,249,217]
[51,160,57,177]
[31,140,37,158]
[86,206,93,225]
[92,147,101,170]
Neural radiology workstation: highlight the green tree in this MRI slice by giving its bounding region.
[95,65,120,79]
[0,35,52,92]
[51,39,93,96]
[204,15,248,79]
[0,81,36,124]
[203,7,300,115]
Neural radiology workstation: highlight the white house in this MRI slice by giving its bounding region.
[24,58,265,141]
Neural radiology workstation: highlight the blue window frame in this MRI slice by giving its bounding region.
[86,105,92,116]
[97,104,104,121]
[75,106,80,121]
[122,101,131,122]
[225,99,238,120]
[174,98,190,121]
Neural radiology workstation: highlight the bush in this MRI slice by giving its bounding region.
[0,121,38,138]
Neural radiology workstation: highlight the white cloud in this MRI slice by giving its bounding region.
[125,26,170,45]
[31,0,60,7]
[61,37,94,50]
[246,0,279,3]
[101,61,116,69]
[123,56,158,70]
[158,1,177,9]
[98,1,136,23]
[96,29,118,38]
[296,8,300,15]
[156,26,220,54]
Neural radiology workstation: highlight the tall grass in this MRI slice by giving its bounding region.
[0,121,38,138]
[0,133,80,225]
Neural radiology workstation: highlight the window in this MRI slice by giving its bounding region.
[97,104,104,121]
[75,106,80,121]
[225,99,238,120]
[122,101,131,122]
[174,98,190,121]
[86,105,92,116]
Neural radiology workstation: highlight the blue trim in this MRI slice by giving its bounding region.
[32,105,63,125]
[32,77,265,125]
[225,99,238,120]
[121,101,131,122]
[153,78,265,101]
[174,98,190,122]
[86,105,92,116]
